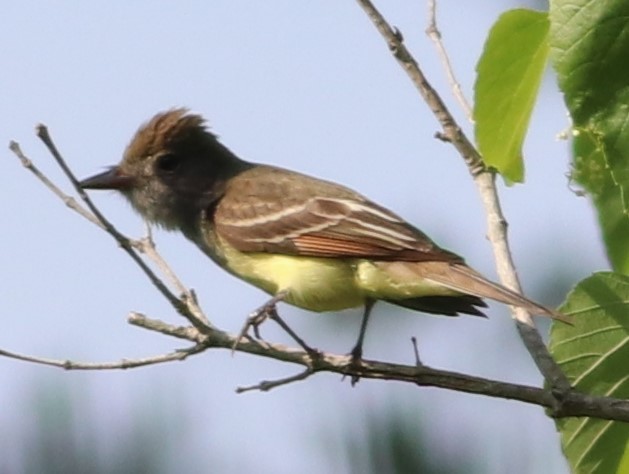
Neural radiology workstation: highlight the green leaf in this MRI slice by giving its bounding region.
[549,0,629,273]
[474,9,550,183]
[573,130,629,272]
[549,272,629,474]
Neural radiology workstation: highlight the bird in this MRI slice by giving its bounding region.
[79,108,569,360]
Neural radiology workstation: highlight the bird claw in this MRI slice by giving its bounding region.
[232,302,277,353]
[343,344,364,386]
[232,292,288,354]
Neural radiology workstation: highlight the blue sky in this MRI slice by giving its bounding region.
[1,1,605,472]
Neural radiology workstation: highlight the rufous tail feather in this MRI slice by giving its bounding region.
[409,261,571,323]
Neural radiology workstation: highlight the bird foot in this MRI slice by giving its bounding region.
[232,292,321,363]
[232,293,287,353]
[344,344,364,386]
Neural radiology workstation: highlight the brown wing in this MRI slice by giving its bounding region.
[213,165,462,263]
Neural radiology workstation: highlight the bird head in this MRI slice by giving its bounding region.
[80,108,248,231]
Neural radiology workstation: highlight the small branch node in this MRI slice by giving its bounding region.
[236,367,314,394]
[35,123,49,141]
[392,26,404,42]
[434,131,451,142]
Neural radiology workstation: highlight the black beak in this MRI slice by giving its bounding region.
[79,167,135,190]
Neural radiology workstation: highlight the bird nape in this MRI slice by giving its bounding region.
[79,108,570,365]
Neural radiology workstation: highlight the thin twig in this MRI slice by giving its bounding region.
[136,224,190,299]
[411,336,423,367]
[132,229,210,326]
[355,0,484,175]
[236,368,314,393]
[127,312,204,340]
[354,0,570,391]
[12,129,212,333]
[8,141,103,228]
[9,140,208,329]
[0,344,205,370]
[425,0,474,122]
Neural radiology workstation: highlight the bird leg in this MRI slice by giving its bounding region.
[346,299,376,385]
[266,306,320,359]
[233,291,319,360]
[350,299,376,361]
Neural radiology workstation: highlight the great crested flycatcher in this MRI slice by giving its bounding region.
[80,108,569,357]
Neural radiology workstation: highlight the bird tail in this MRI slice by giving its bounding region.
[399,261,571,324]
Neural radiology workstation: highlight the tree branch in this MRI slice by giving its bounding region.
[354,0,571,392]
[425,0,473,122]
[0,343,205,370]
[12,131,212,333]
[6,309,629,422]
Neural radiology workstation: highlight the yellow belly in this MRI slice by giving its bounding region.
[222,245,365,311]
[219,235,461,314]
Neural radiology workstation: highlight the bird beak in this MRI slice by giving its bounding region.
[79,167,135,190]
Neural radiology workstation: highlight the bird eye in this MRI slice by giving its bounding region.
[155,153,180,173]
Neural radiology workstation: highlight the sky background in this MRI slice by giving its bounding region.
[1,1,607,473]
